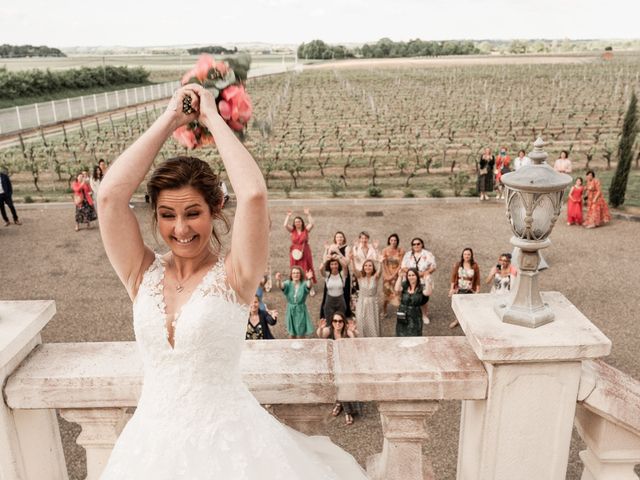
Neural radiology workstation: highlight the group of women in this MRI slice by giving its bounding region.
[258,217,522,343]
[477,148,612,229]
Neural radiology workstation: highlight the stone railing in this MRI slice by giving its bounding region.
[2,296,639,480]
[575,360,640,480]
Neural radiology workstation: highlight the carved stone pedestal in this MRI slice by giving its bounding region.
[453,292,611,480]
[366,401,438,480]
[60,408,130,480]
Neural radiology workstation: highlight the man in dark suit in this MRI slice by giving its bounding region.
[0,170,21,226]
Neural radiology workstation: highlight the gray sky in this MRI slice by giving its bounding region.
[2,0,638,47]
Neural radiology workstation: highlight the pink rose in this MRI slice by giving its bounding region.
[219,85,252,126]
[194,54,215,82]
[172,126,197,149]
[181,68,198,85]
[215,61,230,76]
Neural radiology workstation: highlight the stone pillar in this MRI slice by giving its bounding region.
[453,292,611,480]
[270,403,332,436]
[60,408,130,480]
[574,405,640,480]
[0,300,67,480]
[367,401,438,480]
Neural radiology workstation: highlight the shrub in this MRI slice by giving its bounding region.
[448,171,470,197]
[464,187,479,197]
[403,188,415,198]
[428,187,443,198]
[367,185,383,197]
[24,195,34,203]
[283,184,292,198]
[327,178,343,197]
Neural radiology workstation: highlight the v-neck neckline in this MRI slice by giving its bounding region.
[157,255,221,350]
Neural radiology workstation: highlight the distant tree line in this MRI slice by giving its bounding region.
[187,46,238,55]
[0,66,149,99]
[359,38,479,57]
[297,38,479,59]
[297,40,355,60]
[0,44,66,58]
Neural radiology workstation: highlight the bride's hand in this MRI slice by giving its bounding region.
[189,84,221,127]
[165,85,199,128]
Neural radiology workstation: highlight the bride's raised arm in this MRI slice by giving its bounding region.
[98,86,200,298]
[194,84,269,304]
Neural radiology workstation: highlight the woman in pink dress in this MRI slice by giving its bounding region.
[583,170,611,229]
[284,209,316,284]
[567,177,584,226]
[554,150,572,174]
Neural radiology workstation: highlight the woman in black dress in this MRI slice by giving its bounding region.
[477,147,495,201]
[320,231,352,318]
[394,268,430,337]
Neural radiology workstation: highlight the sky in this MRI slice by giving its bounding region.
[2,0,639,48]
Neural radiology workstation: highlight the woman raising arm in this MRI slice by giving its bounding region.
[98,84,268,305]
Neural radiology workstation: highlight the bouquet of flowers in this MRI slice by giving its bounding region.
[173,53,253,149]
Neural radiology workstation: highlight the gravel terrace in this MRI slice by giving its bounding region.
[1,198,638,479]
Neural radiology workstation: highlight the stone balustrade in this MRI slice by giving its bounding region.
[2,297,638,480]
[575,359,640,480]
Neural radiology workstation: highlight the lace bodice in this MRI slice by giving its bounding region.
[102,253,368,479]
[133,254,249,393]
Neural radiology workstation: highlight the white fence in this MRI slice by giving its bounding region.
[0,64,298,135]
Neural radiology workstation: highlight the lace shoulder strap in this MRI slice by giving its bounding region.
[138,253,166,311]
[198,256,240,305]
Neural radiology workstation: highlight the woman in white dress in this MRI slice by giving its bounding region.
[97,84,367,479]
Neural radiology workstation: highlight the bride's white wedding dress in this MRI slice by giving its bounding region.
[101,254,368,479]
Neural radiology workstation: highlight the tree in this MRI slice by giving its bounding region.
[609,92,638,207]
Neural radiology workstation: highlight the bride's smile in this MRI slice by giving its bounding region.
[156,186,214,257]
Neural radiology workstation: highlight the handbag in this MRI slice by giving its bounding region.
[479,167,488,175]
[291,248,303,261]
[396,305,408,325]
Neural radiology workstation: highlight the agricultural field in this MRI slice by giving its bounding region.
[1,54,640,206]
[0,53,298,82]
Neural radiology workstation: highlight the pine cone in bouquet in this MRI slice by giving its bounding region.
[174,53,253,149]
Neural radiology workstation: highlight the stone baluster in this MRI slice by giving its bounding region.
[270,403,332,436]
[60,408,131,480]
[0,301,67,480]
[366,401,438,480]
[575,405,640,480]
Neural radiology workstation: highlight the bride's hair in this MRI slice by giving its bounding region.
[147,157,229,248]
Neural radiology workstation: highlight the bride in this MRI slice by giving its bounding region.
[97,84,368,479]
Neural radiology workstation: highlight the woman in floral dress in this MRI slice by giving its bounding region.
[71,172,97,231]
[351,258,381,337]
[447,248,480,329]
[381,233,404,316]
[583,170,611,229]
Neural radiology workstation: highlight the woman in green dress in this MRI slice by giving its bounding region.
[275,266,314,338]
[394,268,430,337]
